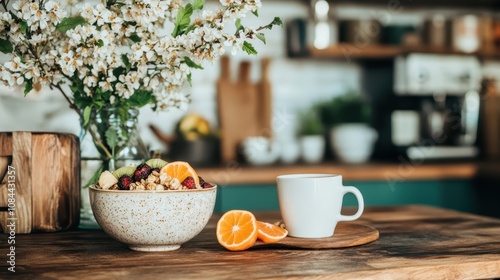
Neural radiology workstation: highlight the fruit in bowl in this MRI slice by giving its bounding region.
[89,160,217,252]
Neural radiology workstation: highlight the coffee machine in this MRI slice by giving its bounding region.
[367,54,481,160]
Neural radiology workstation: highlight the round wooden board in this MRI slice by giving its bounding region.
[253,223,379,249]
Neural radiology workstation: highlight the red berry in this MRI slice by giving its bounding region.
[202,182,213,189]
[133,163,152,182]
[118,175,133,190]
[181,176,196,189]
[198,176,205,184]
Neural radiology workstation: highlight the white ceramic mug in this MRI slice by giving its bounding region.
[277,174,364,238]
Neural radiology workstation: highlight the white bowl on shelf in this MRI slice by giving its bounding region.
[331,124,378,164]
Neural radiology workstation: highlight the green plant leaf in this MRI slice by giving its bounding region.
[0,38,13,54]
[83,105,92,126]
[193,0,204,10]
[129,34,140,43]
[121,54,131,72]
[20,21,28,34]
[105,128,118,154]
[83,165,103,188]
[128,90,153,107]
[172,3,193,37]
[268,17,283,29]
[96,39,104,47]
[252,10,259,17]
[56,16,86,32]
[256,33,266,44]
[187,73,192,86]
[24,79,33,96]
[183,56,203,69]
[235,19,244,33]
[242,41,257,55]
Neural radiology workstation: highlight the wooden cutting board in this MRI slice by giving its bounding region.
[253,223,379,249]
[0,132,80,233]
[217,56,273,163]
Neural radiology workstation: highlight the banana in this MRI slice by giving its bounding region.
[98,170,118,190]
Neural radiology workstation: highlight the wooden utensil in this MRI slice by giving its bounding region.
[217,56,273,162]
[253,223,379,249]
[0,132,80,233]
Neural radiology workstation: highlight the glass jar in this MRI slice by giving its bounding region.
[80,107,149,228]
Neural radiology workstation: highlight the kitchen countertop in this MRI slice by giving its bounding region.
[3,205,500,279]
[197,161,480,185]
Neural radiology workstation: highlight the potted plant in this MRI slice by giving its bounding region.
[317,91,377,164]
[298,109,325,164]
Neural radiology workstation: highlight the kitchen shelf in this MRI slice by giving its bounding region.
[323,0,500,10]
[309,44,500,60]
[197,161,479,185]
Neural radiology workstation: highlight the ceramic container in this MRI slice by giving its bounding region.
[299,135,325,164]
[331,124,378,164]
[89,186,217,252]
[241,137,280,165]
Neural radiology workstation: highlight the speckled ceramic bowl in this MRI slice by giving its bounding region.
[89,185,217,252]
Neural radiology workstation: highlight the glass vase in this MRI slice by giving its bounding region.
[79,107,149,228]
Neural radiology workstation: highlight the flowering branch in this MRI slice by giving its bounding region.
[0,0,281,161]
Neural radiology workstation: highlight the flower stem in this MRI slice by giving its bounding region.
[52,83,114,160]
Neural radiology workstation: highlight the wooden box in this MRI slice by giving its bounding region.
[0,132,80,233]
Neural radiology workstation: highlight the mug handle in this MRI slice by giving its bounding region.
[338,186,364,221]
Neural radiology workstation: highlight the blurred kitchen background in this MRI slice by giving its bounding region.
[2,0,500,216]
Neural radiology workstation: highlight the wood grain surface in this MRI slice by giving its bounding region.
[0,132,80,233]
[197,161,478,185]
[253,223,379,249]
[2,205,500,279]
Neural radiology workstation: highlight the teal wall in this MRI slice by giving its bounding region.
[214,180,478,214]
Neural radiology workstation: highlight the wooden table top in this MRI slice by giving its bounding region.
[3,205,500,279]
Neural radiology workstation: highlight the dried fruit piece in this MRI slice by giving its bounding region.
[145,158,168,169]
[201,182,213,189]
[112,165,137,179]
[216,210,258,251]
[117,175,133,190]
[198,176,205,184]
[181,176,196,189]
[160,161,200,186]
[98,170,118,190]
[133,163,152,182]
[256,221,288,243]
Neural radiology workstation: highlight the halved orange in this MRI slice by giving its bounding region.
[256,221,288,243]
[160,161,199,186]
[216,210,258,251]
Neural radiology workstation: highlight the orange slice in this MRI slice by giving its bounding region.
[216,210,258,251]
[256,221,288,243]
[160,161,199,186]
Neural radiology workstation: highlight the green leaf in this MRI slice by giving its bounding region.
[256,33,266,44]
[0,38,13,54]
[252,10,259,17]
[185,24,196,34]
[24,79,33,96]
[121,54,131,72]
[83,105,92,126]
[183,56,203,69]
[268,17,283,29]
[172,3,193,37]
[20,21,28,34]
[129,34,140,43]
[187,73,192,86]
[56,16,86,32]
[105,129,118,154]
[242,41,257,55]
[83,165,103,188]
[128,90,153,107]
[193,0,204,10]
[96,39,104,47]
[235,19,244,33]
